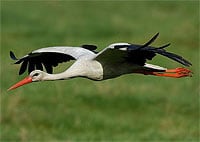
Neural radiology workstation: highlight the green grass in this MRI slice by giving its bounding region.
[1,1,199,141]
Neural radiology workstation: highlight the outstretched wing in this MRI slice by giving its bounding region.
[95,33,192,67]
[10,46,95,75]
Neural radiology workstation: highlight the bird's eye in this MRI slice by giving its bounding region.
[33,73,39,77]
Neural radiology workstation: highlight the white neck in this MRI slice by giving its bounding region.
[41,60,103,81]
[42,68,82,81]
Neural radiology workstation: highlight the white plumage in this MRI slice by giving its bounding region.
[8,33,192,91]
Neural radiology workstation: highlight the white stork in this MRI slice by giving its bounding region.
[8,33,192,91]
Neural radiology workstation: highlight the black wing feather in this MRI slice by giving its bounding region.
[82,44,97,50]
[140,32,159,48]
[114,33,192,66]
[43,62,53,74]
[19,60,28,75]
[35,62,43,71]
[126,43,192,67]
[10,51,18,60]
[82,45,98,53]
[10,51,75,75]
[28,61,35,74]
[155,49,192,66]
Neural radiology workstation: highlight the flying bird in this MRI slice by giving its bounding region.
[8,33,192,91]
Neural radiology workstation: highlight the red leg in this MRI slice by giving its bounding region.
[143,67,193,78]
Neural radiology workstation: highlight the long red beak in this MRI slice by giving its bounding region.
[8,76,32,91]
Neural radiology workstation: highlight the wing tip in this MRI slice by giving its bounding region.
[141,32,160,48]
[183,59,192,67]
[10,51,18,60]
[158,43,171,49]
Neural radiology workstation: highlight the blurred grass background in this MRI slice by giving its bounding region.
[0,1,199,141]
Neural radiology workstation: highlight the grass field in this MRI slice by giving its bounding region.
[1,1,199,141]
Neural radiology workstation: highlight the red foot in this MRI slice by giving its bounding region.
[151,67,193,78]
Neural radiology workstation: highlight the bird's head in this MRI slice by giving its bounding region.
[8,70,47,91]
[30,70,46,82]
